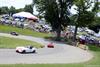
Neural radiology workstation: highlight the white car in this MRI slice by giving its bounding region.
[16,46,36,53]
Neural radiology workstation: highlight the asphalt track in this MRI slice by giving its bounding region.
[0,33,93,64]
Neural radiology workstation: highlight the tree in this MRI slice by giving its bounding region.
[71,0,98,41]
[88,0,100,33]
[33,0,73,40]
[9,6,16,16]
[24,4,33,14]
[0,6,9,14]
[0,8,1,15]
[16,8,24,13]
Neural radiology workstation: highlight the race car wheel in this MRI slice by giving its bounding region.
[22,50,26,53]
[32,50,36,53]
[16,50,19,53]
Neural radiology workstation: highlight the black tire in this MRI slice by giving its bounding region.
[32,50,36,53]
[22,50,26,53]
[16,50,19,53]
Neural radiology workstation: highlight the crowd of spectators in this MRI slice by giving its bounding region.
[0,15,52,33]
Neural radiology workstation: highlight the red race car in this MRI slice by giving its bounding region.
[47,42,54,48]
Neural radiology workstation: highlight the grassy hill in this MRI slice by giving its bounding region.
[0,24,50,38]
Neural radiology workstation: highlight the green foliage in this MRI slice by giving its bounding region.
[0,6,9,14]
[0,6,24,15]
[16,8,24,13]
[73,0,96,27]
[0,4,34,15]
[8,6,16,16]
[33,0,73,39]
[92,0,100,13]
[87,0,100,32]
[34,0,72,30]
[78,11,95,27]
[71,0,98,41]
[24,4,33,14]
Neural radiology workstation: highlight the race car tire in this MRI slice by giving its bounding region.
[22,50,26,53]
[16,50,19,53]
[32,50,36,53]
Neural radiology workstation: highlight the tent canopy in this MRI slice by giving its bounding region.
[13,12,38,20]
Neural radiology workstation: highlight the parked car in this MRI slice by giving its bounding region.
[10,32,19,36]
[78,35,100,45]
[16,46,36,53]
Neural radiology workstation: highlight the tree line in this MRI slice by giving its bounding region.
[0,4,33,15]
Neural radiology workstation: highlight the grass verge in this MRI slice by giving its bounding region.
[0,36,43,48]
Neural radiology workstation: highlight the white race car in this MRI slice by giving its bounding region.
[16,46,36,53]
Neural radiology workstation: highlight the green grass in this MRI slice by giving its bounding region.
[88,45,100,51]
[0,24,50,38]
[0,36,43,48]
[0,64,84,67]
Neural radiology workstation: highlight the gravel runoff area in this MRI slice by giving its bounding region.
[0,33,93,64]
